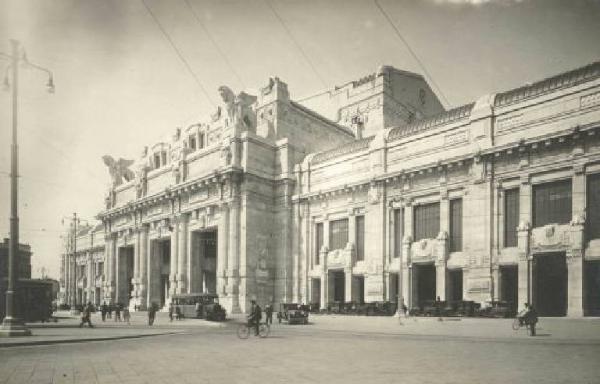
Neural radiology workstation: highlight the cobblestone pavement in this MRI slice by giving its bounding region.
[0,314,598,384]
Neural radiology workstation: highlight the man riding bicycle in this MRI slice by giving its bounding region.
[247,300,262,336]
[517,303,538,336]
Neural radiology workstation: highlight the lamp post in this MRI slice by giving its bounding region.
[0,40,54,337]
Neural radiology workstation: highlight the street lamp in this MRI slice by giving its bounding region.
[0,40,54,337]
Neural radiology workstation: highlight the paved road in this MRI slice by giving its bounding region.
[0,314,598,384]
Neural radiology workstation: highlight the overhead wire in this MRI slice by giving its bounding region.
[183,0,246,90]
[373,0,451,108]
[264,0,328,89]
[141,0,216,107]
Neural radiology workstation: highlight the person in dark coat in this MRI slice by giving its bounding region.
[264,304,273,325]
[114,303,122,322]
[79,302,94,328]
[247,300,262,336]
[148,303,157,326]
[525,303,538,336]
[101,302,107,322]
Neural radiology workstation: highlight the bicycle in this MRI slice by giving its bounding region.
[512,317,536,336]
[237,321,270,339]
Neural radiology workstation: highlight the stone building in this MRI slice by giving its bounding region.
[61,62,600,316]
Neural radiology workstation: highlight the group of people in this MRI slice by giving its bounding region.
[99,302,131,324]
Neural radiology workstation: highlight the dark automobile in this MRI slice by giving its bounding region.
[422,300,446,317]
[327,301,344,314]
[278,303,309,324]
[478,300,515,318]
[171,293,227,321]
[444,300,479,317]
[364,301,397,316]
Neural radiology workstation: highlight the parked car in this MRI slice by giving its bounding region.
[478,300,515,318]
[364,301,397,316]
[444,300,479,317]
[278,303,309,324]
[171,293,226,321]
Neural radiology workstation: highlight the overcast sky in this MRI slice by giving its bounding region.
[0,0,599,279]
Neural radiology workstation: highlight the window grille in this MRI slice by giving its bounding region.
[356,216,365,261]
[393,209,403,258]
[315,223,323,265]
[329,219,349,251]
[587,174,600,240]
[449,199,463,252]
[504,188,519,247]
[533,180,572,227]
[414,202,440,241]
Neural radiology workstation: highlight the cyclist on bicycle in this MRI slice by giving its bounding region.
[247,300,262,336]
[517,303,538,336]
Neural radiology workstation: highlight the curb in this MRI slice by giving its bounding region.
[0,331,183,349]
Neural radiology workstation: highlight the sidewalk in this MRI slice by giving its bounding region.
[303,314,600,343]
[0,311,224,348]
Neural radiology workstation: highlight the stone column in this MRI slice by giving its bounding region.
[517,177,531,312]
[132,229,141,306]
[138,225,148,310]
[567,167,586,317]
[177,214,188,294]
[292,201,301,303]
[320,247,328,309]
[436,231,448,301]
[169,218,179,298]
[227,198,241,313]
[86,252,94,305]
[217,203,229,296]
[344,268,353,303]
[491,264,500,301]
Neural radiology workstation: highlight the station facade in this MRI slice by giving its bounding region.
[60,62,600,316]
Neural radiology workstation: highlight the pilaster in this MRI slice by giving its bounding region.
[177,214,188,294]
[217,202,229,296]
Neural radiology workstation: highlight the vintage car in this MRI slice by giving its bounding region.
[421,300,447,317]
[326,301,344,314]
[478,300,515,318]
[443,300,479,317]
[171,293,227,321]
[364,301,397,316]
[278,303,309,324]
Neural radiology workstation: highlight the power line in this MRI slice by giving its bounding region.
[264,0,328,89]
[183,0,246,90]
[141,0,216,107]
[373,0,451,108]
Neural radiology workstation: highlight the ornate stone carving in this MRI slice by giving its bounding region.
[102,156,135,186]
[211,86,257,131]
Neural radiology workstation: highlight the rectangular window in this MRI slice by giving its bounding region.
[97,262,104,276]
[533,180,572,227]
[154,153,161,169]
[161,151,167,166]
[393,208,403,258]
[315,223,323,265]
[189,135,197,150]
[199,132,205,149]
[587,174,600,240]
[504,188,519,247]
[356,216,365,261]
[414,202,440,241]
[449,199,463,252]
[329,219,349,251]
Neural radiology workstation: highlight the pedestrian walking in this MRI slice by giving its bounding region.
[168,303,174,322]
[264,304,273,325]
[123,306,131,325]
[148,303,157,326]
[79,302,94,328]
[401,299,409,318]
[195,301,202,319]
[107,304,112,319]
[435,296,443,321]
[114,303,122,322]
[101,301,107,322]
